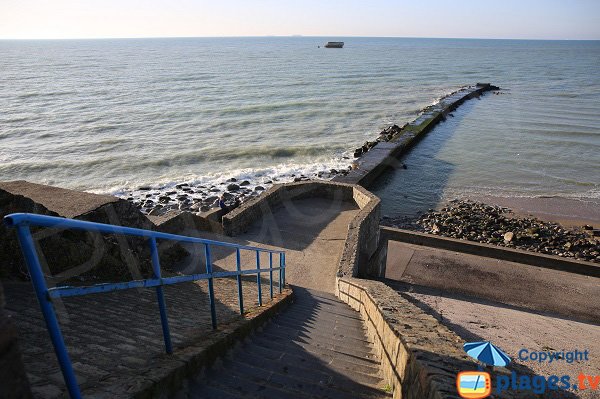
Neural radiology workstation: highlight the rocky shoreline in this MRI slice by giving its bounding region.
[123,168,354,216]
[122,85,500,217]
[382,199,600,263]
[123,87,473,216]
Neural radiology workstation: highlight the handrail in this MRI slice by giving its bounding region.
[4,212,286,399]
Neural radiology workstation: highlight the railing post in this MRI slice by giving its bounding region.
[236,248,243,315]
[204,244,217,329]
[282,252,286,286]
[149,237,173,354]
[15,225,82,399]
[269,252,273,299]
[256,251,262,306]
[279,252,283,293]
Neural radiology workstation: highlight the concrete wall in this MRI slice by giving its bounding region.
[223,181,381,278]
[380,227,600,278]
[383,237,600,324]
[336,277,538,399]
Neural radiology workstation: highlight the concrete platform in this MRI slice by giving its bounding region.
[236,197,359,293]
[384,240,600,323]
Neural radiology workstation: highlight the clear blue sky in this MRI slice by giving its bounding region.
[1,0,599,40]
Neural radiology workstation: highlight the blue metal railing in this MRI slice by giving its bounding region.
[3,213,286,399]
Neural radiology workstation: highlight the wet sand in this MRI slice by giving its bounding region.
[465,195,600,229]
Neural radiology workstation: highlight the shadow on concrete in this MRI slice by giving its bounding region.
[240,197,358,252]
[177,287,389,399]
[387,279,600,327]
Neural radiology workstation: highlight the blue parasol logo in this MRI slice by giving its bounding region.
[464,341,511,367]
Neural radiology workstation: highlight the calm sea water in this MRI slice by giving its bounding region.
[1,37,599,215]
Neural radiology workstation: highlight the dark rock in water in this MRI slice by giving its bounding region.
[240,180,250,186]
[210,188,220,192]
[223,192,234,199]
[159,196,171,203]
[330,169,338,174]
[264,180,272,184]
[402,164,407,170]
[353,148,362,158]
[139,186,151,190]
[294,177,302,182]
[583,224,594,230]
[227,183,240,191]
[255,186,265,191]
[226,178,237,182]
[176,183,189,188]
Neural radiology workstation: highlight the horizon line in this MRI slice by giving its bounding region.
[1,34,599,41]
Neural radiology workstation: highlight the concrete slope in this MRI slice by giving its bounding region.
[176,288,390,399]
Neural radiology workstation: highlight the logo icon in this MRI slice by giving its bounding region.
[457,371,492,399]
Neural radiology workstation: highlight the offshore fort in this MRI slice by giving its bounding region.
[1,83,598,399]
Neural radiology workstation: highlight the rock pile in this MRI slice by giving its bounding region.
[414,200,600,263]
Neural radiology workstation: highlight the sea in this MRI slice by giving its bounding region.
[1,37,599,217]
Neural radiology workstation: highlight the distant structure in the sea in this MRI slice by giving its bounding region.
[324,41,344,48]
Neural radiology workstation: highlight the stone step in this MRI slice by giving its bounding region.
[290,303,362,323]
[221,357,389,399]
[257,328,377,361]
[275,308,370,331]
[194,369,311,399]
[246,338,382,383]
[175,290,388,398]
[184,381,242,399]
[267,317,374,345]
[246,335,381,369]
[239,339,383,382]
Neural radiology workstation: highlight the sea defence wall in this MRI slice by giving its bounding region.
[380,226,600,278]
[334,83,498,187]
[0,181,197,285]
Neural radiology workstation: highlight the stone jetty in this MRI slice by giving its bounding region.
[334,83,499,187]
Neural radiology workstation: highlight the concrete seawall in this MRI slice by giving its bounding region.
[333,83,498,187]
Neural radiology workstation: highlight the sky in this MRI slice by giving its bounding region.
[1,0,599,40]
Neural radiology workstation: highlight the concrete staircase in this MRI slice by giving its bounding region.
[175,288,391,399]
